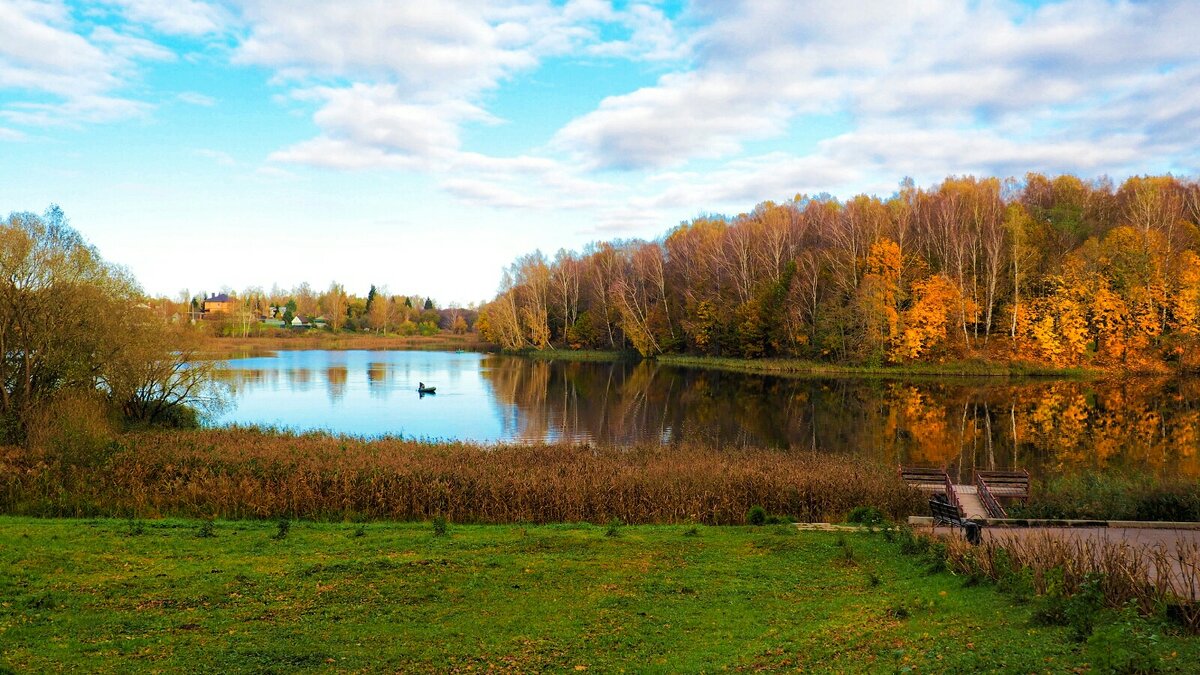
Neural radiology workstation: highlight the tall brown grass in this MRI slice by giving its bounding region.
[22,390,114,459]
[0,428,922,524]
[925,528,1200,632]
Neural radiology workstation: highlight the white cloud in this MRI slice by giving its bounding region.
[104,0,228,36]
[0,0,169,126]
[195,148,236,166]
[440,178,551,210]
[233,1,550,97]
[177,91,216,106]
[554,0,1200,178]
[246,0,692,173]
[0,126,26,141]
[89,25,174,61]
[268,84,501,168]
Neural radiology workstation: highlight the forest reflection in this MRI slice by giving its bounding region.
[213,353,1199,479]
[479,357,1200,479]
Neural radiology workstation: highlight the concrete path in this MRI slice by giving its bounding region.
[920,523,1200,598]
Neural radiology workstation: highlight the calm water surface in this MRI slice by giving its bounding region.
[214,350,1200,478]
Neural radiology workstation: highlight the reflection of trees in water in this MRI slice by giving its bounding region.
[479,356,1200,478]
[287,368,315,392]
[367,361,391,399]
[326,366,348,403]
[213,368,276,394]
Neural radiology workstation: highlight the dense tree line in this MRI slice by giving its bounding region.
[479,174,1200,371]
[1,208,222,444]
[152,285,475,337]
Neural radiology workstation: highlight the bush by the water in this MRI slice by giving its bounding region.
[1011,472,1200,522]
[0,428,925,525]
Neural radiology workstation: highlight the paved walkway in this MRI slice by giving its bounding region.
[924,524,1200,598]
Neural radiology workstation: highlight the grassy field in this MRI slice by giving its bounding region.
[3,518,1195,672]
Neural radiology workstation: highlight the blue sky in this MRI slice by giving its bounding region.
[2,0,1199,304]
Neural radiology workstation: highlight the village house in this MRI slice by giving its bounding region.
[203,293,235,315]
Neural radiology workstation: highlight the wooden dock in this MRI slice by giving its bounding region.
[948,484,989,520]
[900,466,1030,521]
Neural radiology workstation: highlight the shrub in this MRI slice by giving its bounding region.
[605,518,622,537]
[1013,472,1200,522]
[272,518,291,540]
[847,506,886,526]
[125,519,145,537]
[197,519,215,538]
[431,515,448,537]
[746,505,768,526]
[1085,611,1162,674]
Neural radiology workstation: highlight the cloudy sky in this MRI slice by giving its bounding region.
[2,0,1199,303]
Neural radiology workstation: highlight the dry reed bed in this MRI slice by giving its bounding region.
[0,429,923,524]
[928,528,1200,632]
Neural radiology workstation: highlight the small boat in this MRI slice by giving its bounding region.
[417,382,437,395]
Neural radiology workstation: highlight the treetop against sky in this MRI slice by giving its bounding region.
[1,0,1198,303]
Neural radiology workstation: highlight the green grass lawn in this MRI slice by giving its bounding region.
[1,518,1194,672]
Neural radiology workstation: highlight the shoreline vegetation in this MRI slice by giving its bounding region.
[6,426,1199,523]
[198,332,495,359]
[204,334,1101,379]
[652,354,1094,378]
[1,428,924,524]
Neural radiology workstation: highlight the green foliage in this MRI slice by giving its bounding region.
[1012,472,1200,522]
[431,515,448,537]
[1085,610,1163,674]
[273,518,291,540]
[605,518,622,537]
[847,506,887,526]
[197,519,215,538]
[746,505,767,526]
[1065,574,1105,642]
[124,519,145,537]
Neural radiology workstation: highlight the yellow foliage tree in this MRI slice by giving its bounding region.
[1170,249,1200,335]
[858,238,901,358]
[892,274,961,361]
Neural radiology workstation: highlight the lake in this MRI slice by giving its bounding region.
[213,350,1200,479]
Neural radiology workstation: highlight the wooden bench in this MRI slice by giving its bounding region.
[975,470,1030,499]
[900,466,950,494]
[929,495,983,545]
[975,470,1030,518]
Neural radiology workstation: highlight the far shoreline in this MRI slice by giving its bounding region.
[200,333,1108,379]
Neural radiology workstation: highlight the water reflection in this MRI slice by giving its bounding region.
[213,351,1200,478]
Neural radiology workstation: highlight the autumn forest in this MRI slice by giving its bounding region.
[479,173,1200,372]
